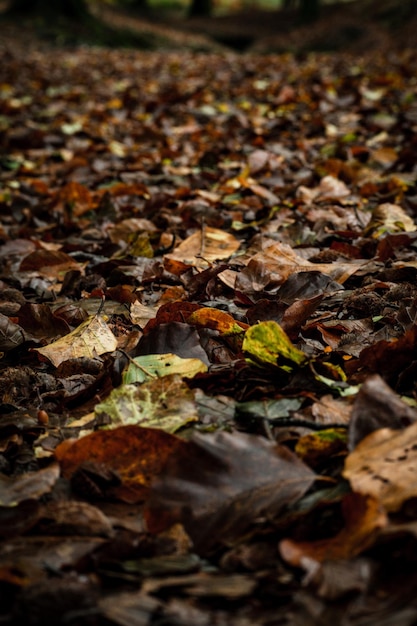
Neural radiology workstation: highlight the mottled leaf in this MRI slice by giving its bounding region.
[55,425,185,503]
[243,320,307,369]
[95,375,199,433]
[34,314,117,367]
[344,420,417,511]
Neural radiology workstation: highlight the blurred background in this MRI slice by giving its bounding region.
[0,0,416,53]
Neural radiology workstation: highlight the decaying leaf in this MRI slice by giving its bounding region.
[34,315,117,367]
[95,375,199,432]
[243,320,307,369]
[3,24,417,623]
[344,420,417,511]
[123,352,207,385]
[145,430,316,552]
[55,425,185,503]
[280,493,387,565]
[165,227,240,267]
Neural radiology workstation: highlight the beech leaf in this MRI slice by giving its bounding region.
[344,420,417,511]
[145,430,316,552]
[55,425,185,503]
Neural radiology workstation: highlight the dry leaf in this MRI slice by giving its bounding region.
[55,425,185,503]
[165,227,240,268]
[34,315,117,367]
[344,421,417,511]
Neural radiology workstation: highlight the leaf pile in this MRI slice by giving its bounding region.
[2,40,417,624]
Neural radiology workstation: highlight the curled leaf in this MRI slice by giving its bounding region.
[242,320,307,370]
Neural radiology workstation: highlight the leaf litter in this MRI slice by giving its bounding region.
[2,31,417,626]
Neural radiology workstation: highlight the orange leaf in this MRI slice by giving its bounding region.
[279,493,387,565]
[55,425,185,503]
[57,181,93,216]
[188,308,248,335]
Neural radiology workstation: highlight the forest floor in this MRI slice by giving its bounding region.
[1,1,417,625]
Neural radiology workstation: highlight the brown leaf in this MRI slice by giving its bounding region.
[39,501,113,537]
[348,374,417,450]
[0,464,60,507]
[353,325,417,387]
[56,181,94,217]
[145,431,316,552]
[34,315,117,367]
[165,226,240,267]
[0,313,28,351]
[344,420,417,511]
[19,249,81,279]
[137,321,210,366]
[187,308,248,334]
[55,426,185,503]
[280,492,387,565]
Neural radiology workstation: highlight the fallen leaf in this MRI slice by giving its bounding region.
[243,320,307,369]
[348,374,417,450]
[364,203,416,238]
[344,420,417,511]
[165,226,240,267]
[145,430,316,552]
[55,425,185,503]
[34,314,117,367]
[95,375,199,433]
[19,248,82,280]
[280,493,387,564]
[187,307,248,335]
[0,463,60,507]
[123,352,207,384]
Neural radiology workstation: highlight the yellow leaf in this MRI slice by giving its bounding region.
[34,315,117,367]
[243,321,307,369]
[188,308,248,335]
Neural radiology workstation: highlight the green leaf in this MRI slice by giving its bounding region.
[95,375,198,433]
[123,352,207,385]
[242,321,307,370]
